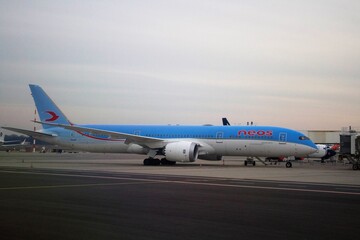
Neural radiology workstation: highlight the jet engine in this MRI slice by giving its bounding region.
[164,141,199,162]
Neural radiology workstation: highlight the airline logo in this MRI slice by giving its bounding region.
[45,111,60,122]
[238,130,273,137]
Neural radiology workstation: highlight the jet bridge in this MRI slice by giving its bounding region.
[339,128,360,170]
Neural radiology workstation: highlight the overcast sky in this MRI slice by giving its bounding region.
[1,0,359,131]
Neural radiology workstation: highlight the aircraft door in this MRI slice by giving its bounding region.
[279,132,287,143]
[216,132,224,143]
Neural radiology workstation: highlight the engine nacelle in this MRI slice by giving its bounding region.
[164,141,199,162]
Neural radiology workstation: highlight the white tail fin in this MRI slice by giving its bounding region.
[0,131,4,144]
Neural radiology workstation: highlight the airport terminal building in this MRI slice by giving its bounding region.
[300,130,341,144]
[301,127,360,145]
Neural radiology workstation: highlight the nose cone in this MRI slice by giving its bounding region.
[310,141,317,150]
[296,137,318,156]
[297,144,317,157]
[307,144,325,158]
[306,141,318,154]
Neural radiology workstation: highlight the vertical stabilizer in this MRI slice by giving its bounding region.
[0,131,4,144]
[29,84,71,129]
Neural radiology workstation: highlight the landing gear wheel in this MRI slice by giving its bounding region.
[160,158,167,165]
[244,160,248,166]
[160,158,176,165]
[286,161,292,168]
[252,161,256,166]
[153,158,160,166]
[143,158,150,165]
[143,158,160,166]
[352,164,359,170]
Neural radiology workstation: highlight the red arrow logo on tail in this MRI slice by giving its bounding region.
[45,111,59,122]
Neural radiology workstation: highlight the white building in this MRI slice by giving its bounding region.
[300,130,341,144]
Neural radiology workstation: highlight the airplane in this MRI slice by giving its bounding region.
[0,132,6,145]
[265,144,338,165]
[265,144,338,162]
[0,132,28,151]
[2,84,317,166]
[308,144,339,161]
[221,117,339,166]
[222,118,231,126]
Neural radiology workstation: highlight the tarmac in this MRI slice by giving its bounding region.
[0,152,359,185]
[1,152,360,240]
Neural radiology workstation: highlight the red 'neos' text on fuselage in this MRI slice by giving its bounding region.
[237,130,273,137]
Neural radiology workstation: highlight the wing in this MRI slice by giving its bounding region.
[2,127,56,138]
[33,121,166,149]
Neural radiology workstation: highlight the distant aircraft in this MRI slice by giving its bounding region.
[308,144,338,161]
[0,132,28,151]
[265,144,339,165]
[3,85,317,165]
[222,118,231,126]
[0,132,5,145]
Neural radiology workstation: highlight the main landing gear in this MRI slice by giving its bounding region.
[244,159,256,166]
[285,161,292,168]
[352,163,359,170]
[143,158,176,166]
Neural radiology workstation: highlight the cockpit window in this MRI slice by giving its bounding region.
[299,136,310,140]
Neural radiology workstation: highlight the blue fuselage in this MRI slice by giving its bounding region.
[39,125,317,158]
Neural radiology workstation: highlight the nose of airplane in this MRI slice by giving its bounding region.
[298,141,317,156]
[308,142,318,154]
